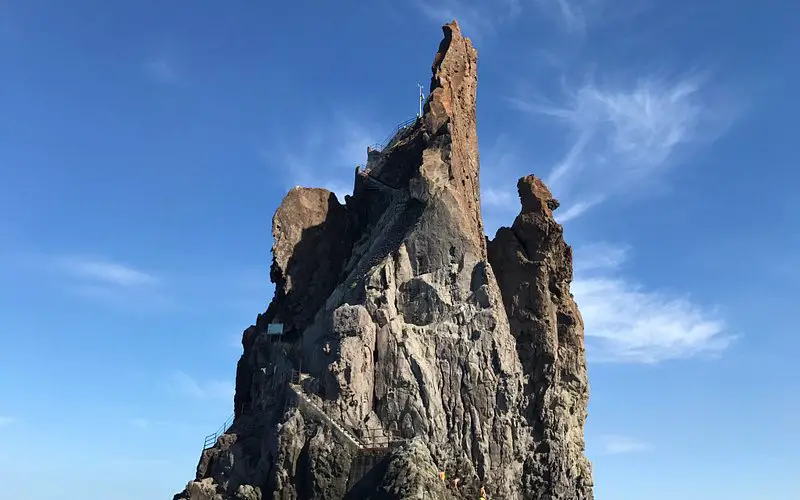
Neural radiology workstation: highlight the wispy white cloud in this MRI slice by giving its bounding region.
[554,197,602,223]
[229,331,244,350]
[413,0,521,40]
[532,0,650,35]
[511,72,737,221]
[576,277,732,363]
[180,266,272,314]
[128,418,150,429]
[0,416,17,427]
[479,133,531,234]
[260,113,380,202]
[55,256,158,287]
[127,417,171,430]
[478,133,607,231]
[50,255,170,309]
[50,256,270,314]
[103,457,172,469]
[544,128,592,188]
[144,54,181,85]
[533,0,590,33]
[573,241,630,273]
[482,187,516,209]
[169,371,233,401]
[598,434,653,455]
[572,242,735,363]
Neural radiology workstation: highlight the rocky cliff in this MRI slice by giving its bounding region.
[174,20,593,500]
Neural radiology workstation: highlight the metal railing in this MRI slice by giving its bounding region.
[359,427,404,451]
[202,413,234,450]
[286,371,405,452]
[369,117,419,152]
[201,368,405,453]
[288,384,363,449]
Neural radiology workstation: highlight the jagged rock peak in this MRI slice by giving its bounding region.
[487,175,593,498]
[517,175,561,216]
[173,20,594,500]
[421,20,486,256]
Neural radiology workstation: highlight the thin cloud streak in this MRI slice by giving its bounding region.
[546,129,591,188]
[572,242,734,363]
[534,0,588,33]
[44,254,173,311]
[482,187,516,209]
[573,241,631,273]
[55,256,158,287]
[413,0,521,40]
[261,113,379,202]
[532,0,651,34]
[554,198,601,224]
[478,133,529,235]
[169,371,233,401]
[127,418,171,430]
[144,54,181,85]
[598,434,653,455]
[128,418,152,429]
[512,71,737,221]
[575,277,732,363]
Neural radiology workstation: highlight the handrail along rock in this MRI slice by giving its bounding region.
[369,117,418,152]
[202,413,234,450]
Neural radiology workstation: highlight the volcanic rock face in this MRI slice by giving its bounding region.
[175,21,593,500]
[487,177,593,497]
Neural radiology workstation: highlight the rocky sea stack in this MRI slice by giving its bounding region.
[174,20,593,500]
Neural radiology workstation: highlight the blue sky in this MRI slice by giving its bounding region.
[1,1,798,498]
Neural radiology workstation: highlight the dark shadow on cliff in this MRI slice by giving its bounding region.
[234,181,426,412]
[267,191,358,340]
[343,454,391,500]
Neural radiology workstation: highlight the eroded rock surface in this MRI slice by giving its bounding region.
[175,20,593,500]
[488,177,593,498]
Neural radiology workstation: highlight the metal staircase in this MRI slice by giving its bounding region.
[201,413,262,451]
[368,117,419,152]
[202,414,234,450]
[288,383,364,449]
[201,367,405,495]
[284,370,404,493]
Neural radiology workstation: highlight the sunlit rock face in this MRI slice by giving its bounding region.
[174,20,593,500]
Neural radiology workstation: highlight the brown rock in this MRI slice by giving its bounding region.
[175,21,593,500]
[488,175,594,499]
[268,187,358,336]
[422,21,486,256]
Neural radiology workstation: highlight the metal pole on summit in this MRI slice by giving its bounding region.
[418,83,424,118]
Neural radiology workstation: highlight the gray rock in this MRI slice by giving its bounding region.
[174,20,593,500]
[488,176,594,499]
[378,439,453,500]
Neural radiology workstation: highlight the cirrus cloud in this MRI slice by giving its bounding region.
[573,242,735,363]
[0,416,17,427]
[413,0,521,40]
[510,71,739,222]
[169,371,233,401]
[597,434,653,455]
[143,53,182,85]
[55,256,158,287]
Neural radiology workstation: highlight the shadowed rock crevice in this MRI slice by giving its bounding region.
[175,20,593,500]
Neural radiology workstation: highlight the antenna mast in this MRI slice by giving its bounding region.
[418,83,424,118]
